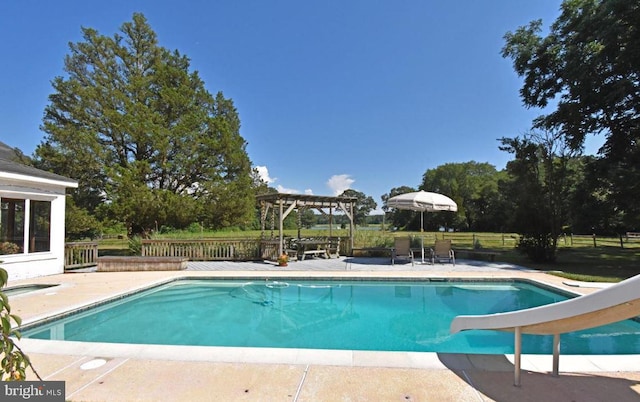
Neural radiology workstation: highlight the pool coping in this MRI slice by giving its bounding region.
[16,337,640,373]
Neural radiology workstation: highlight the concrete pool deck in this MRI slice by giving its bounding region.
[7,257,640,401]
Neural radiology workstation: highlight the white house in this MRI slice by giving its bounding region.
[0,142,78,280]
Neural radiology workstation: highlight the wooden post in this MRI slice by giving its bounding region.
[279,200,284,256]
[297,207,302,240]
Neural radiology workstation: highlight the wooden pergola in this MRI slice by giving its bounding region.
[256,192,357,256]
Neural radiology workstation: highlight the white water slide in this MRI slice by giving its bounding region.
[450,274,640,386]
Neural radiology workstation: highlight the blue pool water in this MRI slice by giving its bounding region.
[22,279,640,355]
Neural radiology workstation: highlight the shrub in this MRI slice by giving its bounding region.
[516,234,557,262]
[128,235,142,255]
[0,243,20,255]
[0,266,40,380]
[187,222,203,233]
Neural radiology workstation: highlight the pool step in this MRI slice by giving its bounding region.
[132,287,231,306]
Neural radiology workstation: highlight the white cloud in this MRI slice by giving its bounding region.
[256,165,304,194]
[276,184,299,194]
[304,189,314,195]
[255,166,275,184]
[327,174,354,196]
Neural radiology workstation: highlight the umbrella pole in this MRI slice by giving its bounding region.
[420,211,425,263]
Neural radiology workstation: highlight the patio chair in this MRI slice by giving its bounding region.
[430,239,455,265]
[284,238,299,261]
[391,237,415,266]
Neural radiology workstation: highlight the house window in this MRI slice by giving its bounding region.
[1,198,51,254]
[30,200,51,253]
[1,198,24,254]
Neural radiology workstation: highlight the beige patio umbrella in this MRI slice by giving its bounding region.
[387,190,458,231]
[387,190,458,262]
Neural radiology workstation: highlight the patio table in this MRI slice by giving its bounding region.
[297,239,330,260]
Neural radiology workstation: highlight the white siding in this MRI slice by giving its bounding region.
[1,177,75,281]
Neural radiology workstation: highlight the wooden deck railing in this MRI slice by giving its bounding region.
[142,237,351,261]
[141,239,262,261]
[64,238,349,267]
[260,239,281,261]
[64,241,99,269]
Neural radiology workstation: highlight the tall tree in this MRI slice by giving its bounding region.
[499,130,579,262]
[421,162,501,231]
[339,189,376,226]
[502,0,640,229]
[299,208,318,229]
[382,186,419,231]
[567,156,626,234]
[35,13,254,235]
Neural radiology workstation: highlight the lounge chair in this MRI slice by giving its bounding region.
[430,239,455,265]
[391,237,415,266]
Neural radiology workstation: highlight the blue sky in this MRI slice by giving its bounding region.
[0,1,601,212]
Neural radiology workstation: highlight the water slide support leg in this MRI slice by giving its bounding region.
[552,333,560,376]
[514,326,522,387]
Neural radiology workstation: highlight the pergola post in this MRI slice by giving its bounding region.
[278,199,284,256]
[349,201,354,251]
[329,206,333,237]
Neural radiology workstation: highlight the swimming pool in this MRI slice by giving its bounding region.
[22,278,640,355]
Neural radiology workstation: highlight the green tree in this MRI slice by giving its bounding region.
[65,196,103,240]
[502,0,640,229]
[499,130,578,262]
[382,186,418,231]
[567,156,626,234]
[35,13,254,236]
[339,189,376,226]
[421,162,501,231]
[299,208,318,229]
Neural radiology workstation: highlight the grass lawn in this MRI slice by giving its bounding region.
[500,247,640,282]
[97,237,133,256]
